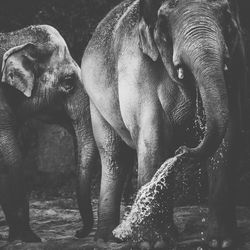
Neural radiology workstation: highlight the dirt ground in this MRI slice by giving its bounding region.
[0,199,250,250]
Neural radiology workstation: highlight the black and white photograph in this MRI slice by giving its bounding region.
[0,0,250,249]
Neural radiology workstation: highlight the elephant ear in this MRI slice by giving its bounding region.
[138,0,162,61]
[1,43,37,97]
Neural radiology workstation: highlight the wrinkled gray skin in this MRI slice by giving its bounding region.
[80,0,246,249]
[0,25,97,242]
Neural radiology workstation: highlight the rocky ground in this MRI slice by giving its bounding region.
[0,199,250,250]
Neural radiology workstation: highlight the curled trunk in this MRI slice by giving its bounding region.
[181,52,229,159]
[175,13,229,160]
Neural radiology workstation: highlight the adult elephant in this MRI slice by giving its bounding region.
[80,0,246,249]
[0,25,96,242]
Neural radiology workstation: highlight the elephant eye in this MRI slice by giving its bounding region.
[60,74,76,93]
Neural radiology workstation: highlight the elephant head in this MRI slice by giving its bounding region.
[139,0,239,160]
[0,25,80,118]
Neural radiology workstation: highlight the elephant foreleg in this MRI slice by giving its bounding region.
[65,87,99,239]
[136,112,177,249]
[207,116,240,249]
[74,121,98,239]
[137,108,173,188]
[0,129,40,242]
[91,104,134,242]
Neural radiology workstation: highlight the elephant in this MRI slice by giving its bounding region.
[79,0,247,249]
[0,25,97,242]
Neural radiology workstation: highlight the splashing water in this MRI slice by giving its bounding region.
[195,87,206,141]
[113,89,207,243]
[113,153,189,243]
[195,88,206,244]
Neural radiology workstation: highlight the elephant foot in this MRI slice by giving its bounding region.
[114,226,178,250]
[95,234,125,249]
[95,238,109,249]
[95,223,119,242]
[8,227,41,243]
[75,226,92,238]
[135,233,177,250]
[112,221,178,249]
[207,222,237,249]
[207,238,234,249]
[137,240,172,250]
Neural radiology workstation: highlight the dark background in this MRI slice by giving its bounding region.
[0,0,250,206]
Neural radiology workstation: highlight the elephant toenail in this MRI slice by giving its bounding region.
[209,239,219,248]
[154,240,167,249]
[140,241,151,250]
[222,239,233,248]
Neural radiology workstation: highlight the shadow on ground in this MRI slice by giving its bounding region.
[0,199,250,249]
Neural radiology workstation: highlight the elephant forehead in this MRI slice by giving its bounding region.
[159,0,217,13]
[40,71,57,86]
[33,25,68,61]
[41,25,67,48]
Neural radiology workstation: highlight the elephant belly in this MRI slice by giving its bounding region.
[81,54,135,148]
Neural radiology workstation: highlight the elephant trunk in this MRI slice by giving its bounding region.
[64,76,97,238]
[174,10,229,160]
[184,53,228,159]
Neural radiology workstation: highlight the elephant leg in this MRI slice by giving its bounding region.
[137,116,176,249]
[91,105,134,242]
[0,185,38,242]
[74,117,99,238]
[0,131,40,242]
[137,111,173,188]
[207,119,239,249]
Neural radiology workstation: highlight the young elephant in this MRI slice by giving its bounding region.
[0,25,96,242]
[80,0,247,249]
